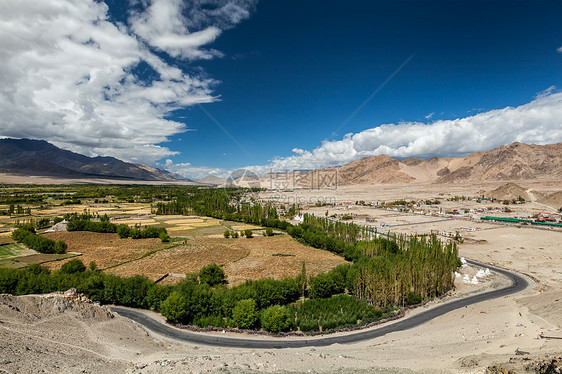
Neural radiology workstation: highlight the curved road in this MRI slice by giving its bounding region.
[111,259,528,349]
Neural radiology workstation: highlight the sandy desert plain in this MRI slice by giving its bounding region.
[0,180,561,373]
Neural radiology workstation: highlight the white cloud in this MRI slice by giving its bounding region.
[0,0,254,165]
[129,0,257,60]
[129,0,222,60]
[247,91,562,172]
[425,112,434,120]
[557,46,562,53]
[158,159,228,179]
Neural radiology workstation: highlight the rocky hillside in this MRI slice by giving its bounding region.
[311,142,562,185]
[436,142,562,183]
[0,138,179,181]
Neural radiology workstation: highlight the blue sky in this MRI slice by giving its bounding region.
[1,0,561,178]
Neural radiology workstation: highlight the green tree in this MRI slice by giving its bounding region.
[54,240,67,254]
[161,292,188,323]
[223,230,231,238]
[232,299,258,329]
[261,305,292,333]
[265,227,273,236]
[199,263,226,286]
[244,229,253,238]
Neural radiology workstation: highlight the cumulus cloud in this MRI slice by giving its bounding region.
[246,91,562,172]
[0,0,255,164]
[557,46,562,53]
[158,159,228,179]
[129,0,257,60]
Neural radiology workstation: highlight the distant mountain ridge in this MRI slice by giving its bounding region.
[309,142,562,185]
[0,138,179,182]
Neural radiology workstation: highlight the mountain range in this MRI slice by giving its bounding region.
[304,142,562,186]
[0,138,181,182]
[1,139,561,186]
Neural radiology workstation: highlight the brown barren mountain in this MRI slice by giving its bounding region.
[330,154,414,185]
[311,142,562,186]
[0,138,183,182]
[486,182,533,201]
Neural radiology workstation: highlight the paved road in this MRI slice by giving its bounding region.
[111,259,528,349]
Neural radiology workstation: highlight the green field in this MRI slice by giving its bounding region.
[0,252,78,269]
[0,243,26,258]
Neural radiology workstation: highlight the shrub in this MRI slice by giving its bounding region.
[232,299,258,329]
[117,224,131,238]
[60,259,86,274]
[244,229,253,238]
[159,232,169,243]
[232,231,239,238]
[261,305,292,333]
[406,292,422,305]
[265,227,273,236]
[223,230,231,238]
[199,263,226,286]
[195,315,226,328]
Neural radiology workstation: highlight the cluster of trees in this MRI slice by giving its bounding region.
[0,261,166,310]
[64,214,168,241]
[116,224,168,241]
[351,235,458,306]
[0,259,393,334]
[302,234,457,308]
[292,294,389,332]
[11,225,67,254]
[153,188,279,225]
[67,220,117,233]
[0,204,31,216]
[302,215,365,242]
[223,229,253,238]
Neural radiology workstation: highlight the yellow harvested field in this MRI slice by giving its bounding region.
[0,232,12,237]
[123,209,152,214]
[110,219,158,226]
[154,215,187,220]
[157,216,223,232]
[108,235,348,286]
[166,226,196,232]
[230,224,261,231]
[42,232,167,271]
[160,218,205,224]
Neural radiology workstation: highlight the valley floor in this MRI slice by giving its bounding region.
[1,182,561,373]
